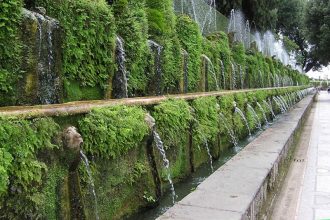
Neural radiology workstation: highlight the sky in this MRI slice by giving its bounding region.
[306,66,330,80]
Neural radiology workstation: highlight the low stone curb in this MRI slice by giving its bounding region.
[158,94,315,220]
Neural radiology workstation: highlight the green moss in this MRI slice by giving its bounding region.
[36,0,116,99]
[152,99,192,180]
[0,0,23,106]
[113,0,149,96]
[40,164,67,219]
[176,15,203,92]
[146,0,182,94]
[192,97,219,148]
[79,143,156,219]
[0,117,60,218]
[78,105,149,159]
[203,32,233,90]
[152,99,192,148]
[190,97,220,167]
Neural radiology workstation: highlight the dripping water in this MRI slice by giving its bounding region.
[80,150,99,220]
[234,106,251,136]
[256,102,269,125]
[201,54,219,91]
[113,36,128,98]
[148,40,163,95]
[247,104,262,130]
[152,130,176,205]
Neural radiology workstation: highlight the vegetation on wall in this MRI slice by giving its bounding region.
[191,97,219,148]
[112,0,150,96]
[0,0,23,105]
[36,0,116,100]
[0,117,60,218]
[176,15,203,92]
[152,99,192,148]
[152,99,192,180]
[146,0,182,93]
[78,105,149,159]
[202,32,233,90]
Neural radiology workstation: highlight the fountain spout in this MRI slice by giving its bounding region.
[62,126,84,171]
[145,113,176,204]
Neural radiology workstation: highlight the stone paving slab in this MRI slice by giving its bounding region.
[158,94,314,220]
[159,204,242,220]
[298,92,330,220]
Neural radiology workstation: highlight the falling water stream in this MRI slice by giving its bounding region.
[238,64,244,89]
[148,40,163,95]
[219,59,226,89]
[129,91,309,220]
[113,36,128,98]
[256,102,269,125]
[153,130,176,205]
[219,113,238,147]
[277,96,289,111]
[203,138,214,172]
[231,62,237,89]
[234,106,251,136]
[201,54,219,90]
[273,96,286,114]
[80,150,100,220]
[23,9,61,104]
[263,100,276,118]
[247,104,262,130]
[279,96,290,110]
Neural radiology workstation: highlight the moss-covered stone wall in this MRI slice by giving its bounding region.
[0,0,309,107]
[0,86,310,219]
[0,0,23,105]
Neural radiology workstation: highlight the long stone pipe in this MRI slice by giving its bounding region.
[0,87,307,119]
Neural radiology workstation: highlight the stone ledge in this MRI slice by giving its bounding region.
[0,86,307,119]
[158,94,315,220]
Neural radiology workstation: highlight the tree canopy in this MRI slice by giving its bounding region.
[215,0,330,71]
[304,0,330,71]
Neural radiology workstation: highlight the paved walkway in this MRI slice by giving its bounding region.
[271,91,330,220]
